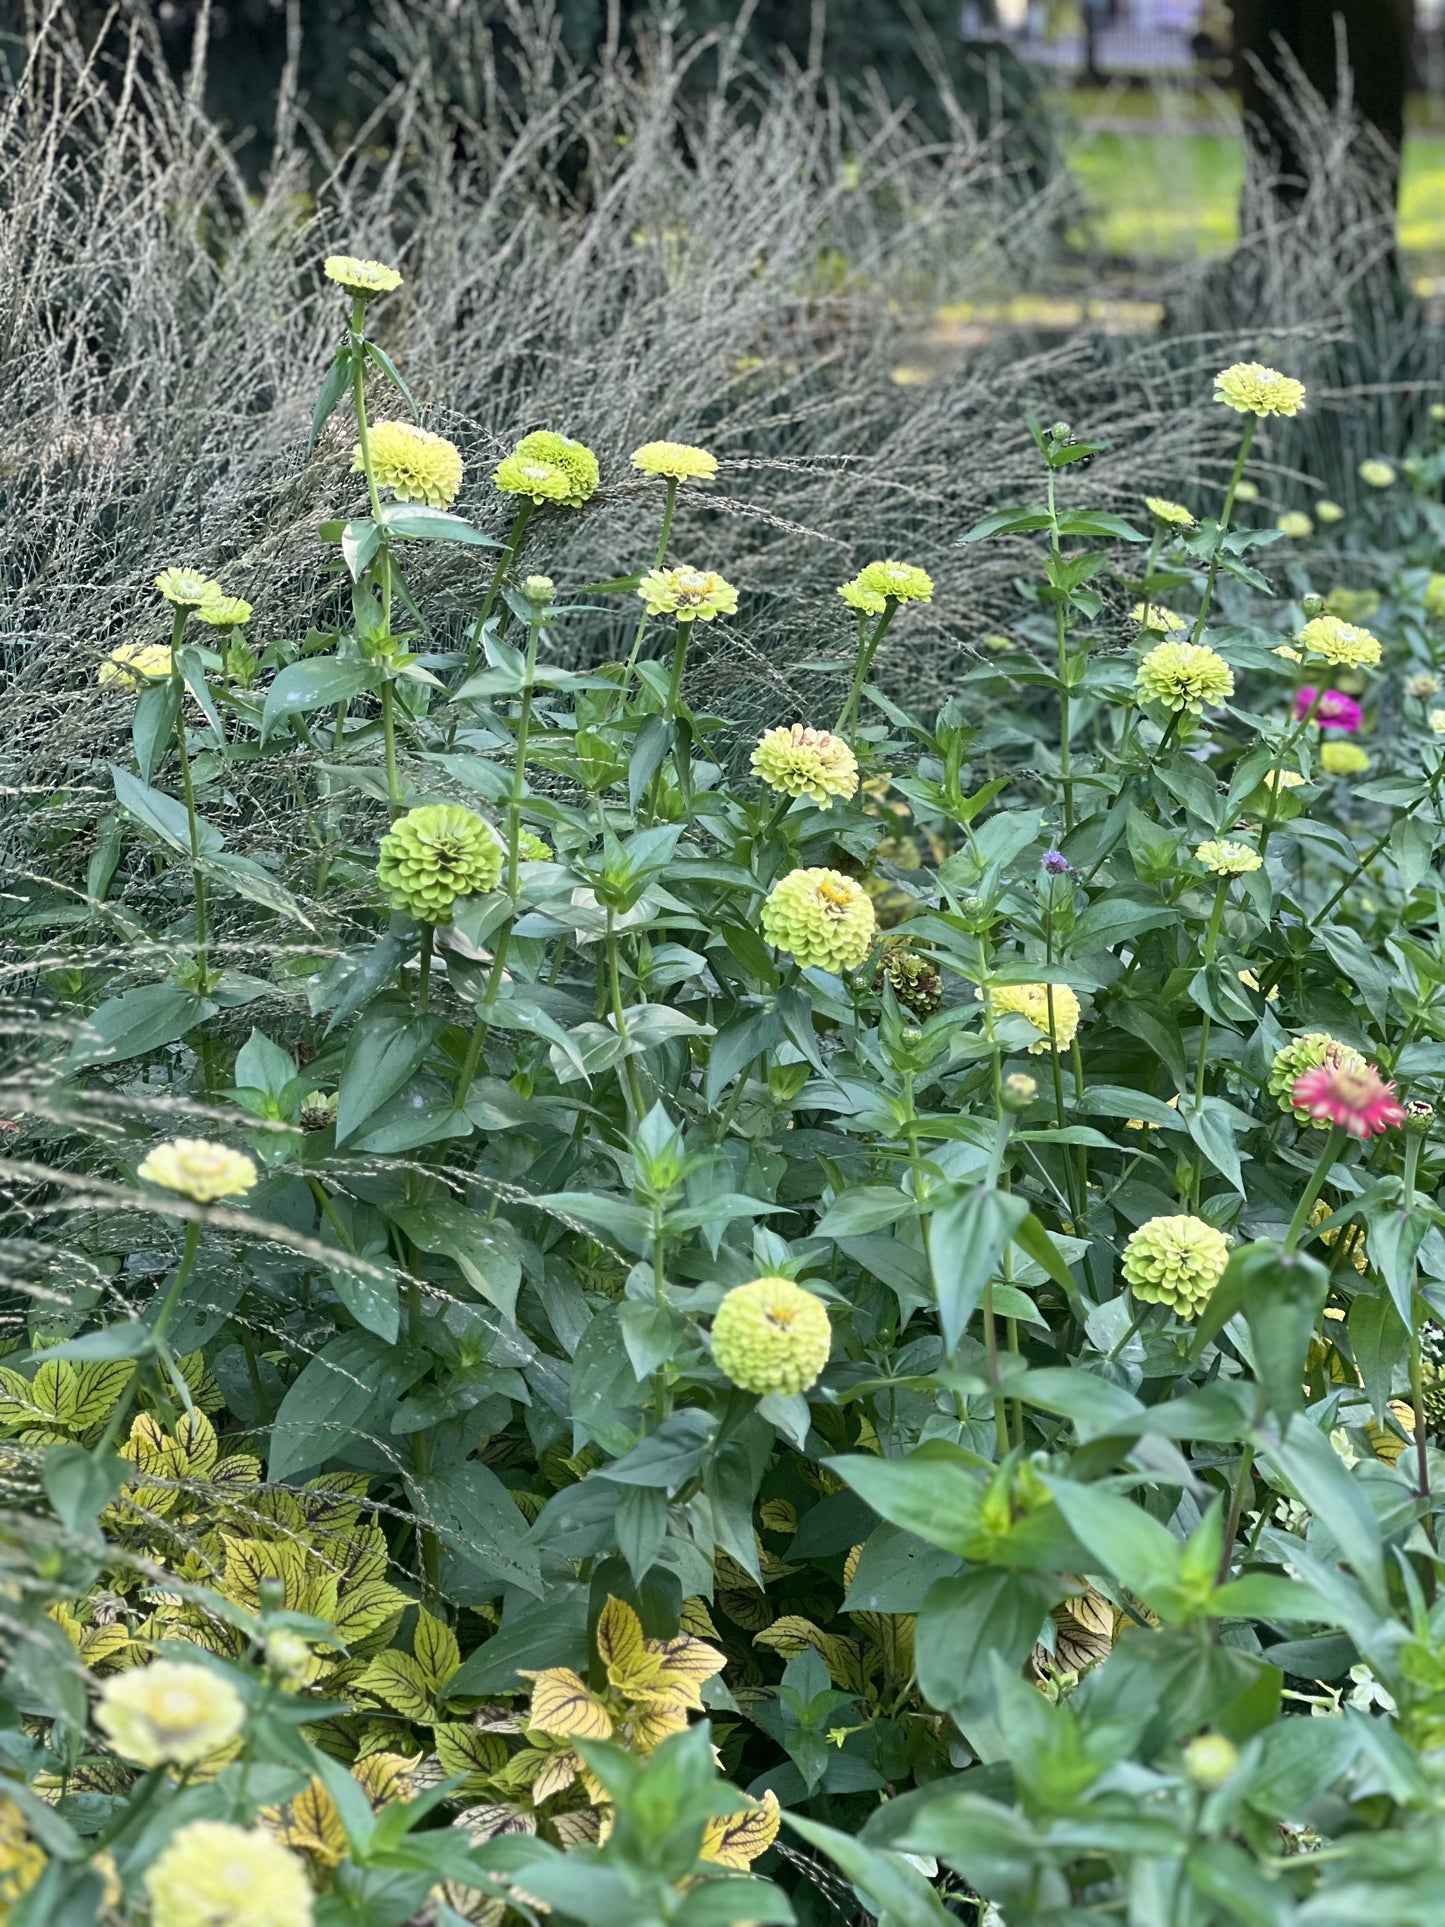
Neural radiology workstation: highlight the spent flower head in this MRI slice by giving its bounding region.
[511,430,599,506]
[1214,362,1306,418]
[155,567,223,610]
[97,1661,245,1768]
[1122,1214,1230,1318]
[145,1821,313,1927]
[873,944,943,1017]
[1269,1033,1368,1126]
[631,440,718,482]
[138,1139,257,1204]
[355,421,462,508]
[99,641,173,687]
[376,804,503,924]
[988,981,1081,1055]
[1295,615,1382,671]
[1135,640,1235,714]
[1291,1061,1405,1139]
[762,867,876,973]
[1130,602,1187,634]
[1196,838,1262,877]
[751,724,859,810]
[324,254,402,298]
[711,1277,832,1395]
[838,560,933,615]
[1144,496,1195,528]
[637,566,738,622]
[1406,670,1442,699]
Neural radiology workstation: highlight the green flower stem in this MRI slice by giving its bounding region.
[506,607,544,896]
[1189,414,1256,647]
[462,501,534,687]
[95,1217,202,1458]
[380,678,402,814]
[167,608,212,990]
[662,616,693,809]
[1401,1127,1434,1531]
[650,1202,673,1426]
[1216,1409,1263,1586]
[93,1764,165,1852]
[417,923,434,1013]
[349,297,386,528]
[1283,1126,1349,1251]
[1258,689,1326,863]
[1046,465,1075,833]
[837,603,895,742]
[1311,765,1445,926]
[452,1011,489,1113]
[606,909,646,1120]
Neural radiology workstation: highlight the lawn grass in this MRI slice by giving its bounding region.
[1066,127,1445,262]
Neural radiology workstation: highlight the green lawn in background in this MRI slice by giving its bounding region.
[1066,128,1445,263]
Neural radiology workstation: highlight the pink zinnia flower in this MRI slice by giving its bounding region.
[1290,1061,1405,1138]
[1294,686,1362,732]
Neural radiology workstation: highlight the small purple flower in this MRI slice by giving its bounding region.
[1294,685,1363,732]
[1041,850,1076,877]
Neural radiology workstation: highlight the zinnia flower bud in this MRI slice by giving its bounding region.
[1358,458,1396,489]
[1320,741,1370,777]
[355,421,463,509]
[631,440,718,482]
[1268,1033,1367,1126]
[762,868,876,973]
[711,1277,832,1395]
[1195,838,1262,877]
[509,430,599,507]
[137,1139,258,1204]
[1431,710,1445,736]
[1183,1734,1239,1789]
[838,560,934,616]
[97,1661,245,1767]
[988,981,1081,1055]
[1232,479,1260,503]
[637,566,738,622]
[299,1092,338,1133]
[376,804,504,924]
[751,724,859,810]
[264,1630,315,1683]
[99,642,173,687]
[155,568,223,610]
[1213,362,1306,418]
[1001,1071,1038,1111]
[523,574,555,605]
[1406,671,1442,699]
[1134,641,1234,714]
[873,944,943,1016]
[324,254,402,298]
[1295,615,1381,670]
[144,1821,313,1927]
[1122,1214,1230,1318]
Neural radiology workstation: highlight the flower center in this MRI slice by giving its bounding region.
[816,878,852,910]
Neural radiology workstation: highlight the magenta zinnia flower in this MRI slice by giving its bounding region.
[1290,1061,1405,1138]
[1294,686,1362,732]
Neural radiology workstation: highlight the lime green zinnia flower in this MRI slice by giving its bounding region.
[137,1139,258,1204]
[1276,511,1313,539]
[356,421,463,509]
[1135,640,1235,713]
[324,254,402,298]
[510,430,599,507]
[1295,615,1381,671]
[1316,499,1345,524]
[988,981,1081,1055]
[145,1820,314,1927]
[155,567,223,609]
[195,597,253,628]
[1122,1214,1229,1318]
[1358,458,1396,489]
[1320,741,1369,777]
[1324,586,1380,623]
[1213,362,1306,419]
[711,1277,832,1395]
[1232,480,1260,503]
[99,641,173,687]
[516,829,552,861]
[1144,496,1195,529]
[97,1661,246,1768]
[631,440,718,482]
[1195,838,1262,876]
[1269,1032,1367,1126]
[838,560,933,616]
[637,566,738,622]
[751,724,859,810]
[1424,574,1445,623]
[1431,709,1445,735]
[494,455,572,503]
[761,867,875,972]
[376,804,504,923]
[1130,602,1187,634]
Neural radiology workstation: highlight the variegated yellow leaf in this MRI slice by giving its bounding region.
[700,1788,781,1870]
[452,1803,537,1844]
[29,1361,81,1429]
[352,1750,421,1807]
[753,1617,860,1690]
[627,1701,690,1753]
[414,1607,461,1694]
[434,1722,510,1780]
[523,1668,613,1742]
[278,1778,348,1867]
[330,1577,408,1652]
[595,1596,646,1675]
[759,1499,798,1535]
[530,1746,582,1804]
[71,1361,131,1429]
[643,1633,726,1710]
[356,1651,436,1723]
[680,1597,721,1641]
[549,1806,602,1849]
[171,1408,219,1478]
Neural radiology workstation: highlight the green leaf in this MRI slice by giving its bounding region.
[814,1187,914,1238]
[261,658,378,744]
[310,343,355,448]
[406,1460,545,1601]
[42,1443,125,1537]
[268,1331,428,1482]
[131,677,182,781]
[379,503,502,547]
[785,1813,956,1927]
[445,1589,590,1696]
[335,1004,440,1144]
[111,764,223,856]
[705,1006,783,1109]
[362,338,416,413]
[926,1186,1030,1354]
[960,506,1055,542]
[328,1263,400,1345]
[597,1410,714,1492]
[828,1444,985,1558]
[1191,1240,1327,1424]
[1041,1476,1184,1606]
[63,983,217,1071]
[915,1569,1057,1731]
